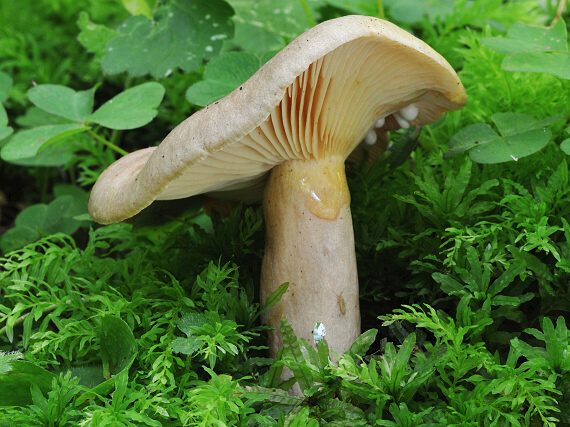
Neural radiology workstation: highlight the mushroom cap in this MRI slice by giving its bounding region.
[89,15,466,224]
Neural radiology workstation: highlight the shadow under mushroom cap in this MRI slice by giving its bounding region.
[89,15,466,224]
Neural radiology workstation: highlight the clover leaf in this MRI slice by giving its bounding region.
[102,0,234,79]
[0,71,14,142]
[77,12,120,59]
[444,113,563,164]
[0,72,12,102]
[1,82,164,164]
[89,82,165,130]
[482,19,569,79]
[28,85,96,122]
[560,126,570,155]
[0,187,88,253]
[186,52,261,106]
[0,124,89,164]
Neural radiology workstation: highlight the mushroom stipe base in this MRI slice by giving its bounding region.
[260,158,361,358]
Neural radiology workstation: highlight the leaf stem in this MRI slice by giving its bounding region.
[300,0,315,27]
[0,302,67,339]
[87,129,128,156]
[551,0,567,27]
[108,76,134,149]
[377,0,385,19]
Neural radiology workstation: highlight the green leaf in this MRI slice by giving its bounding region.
[101,0,234,79]
[77,12,120,58]
[0,104,13,141]
[255,282,289,321]
[0,360,57,406]
[561,127,570,154]
[393,333,416,381]
[482,20,569,79]
[99,316,137,381]
[388,127,421,170]
[386,0,426,23]
[482,20,568,55]
[89,82,164,130]
[75,317,138,404]
[325,0,378,16]
[177,312,208,336]
[0,194,86,252]
[487,260,526,297]
[1,123,88,163]
[28,84,96,122]
[0,104,8,128]
[445,113,562,164]
[383,0,455,24]
[562,216,570,245]
[281,317,314,392]
[14,203,46,230]
[299,338,320,369]
[511,337,546,361]
[0,226,38,253]
[0,226,40,253]
[42,196,82,235]
[171,336,203,355]
[66,366,108,389]
[444,123,499,158]
[503,51,570,79]
[186,52,261,106]
[121,0,152,17]
[317,337,330,368]
[544,316,568,371]
[508,245,554,284]
[344,329,378,359]
[0,352,22,375]
[231,23,285,56]
[445,156,472,212]
[227,0,315,39]
[53,184,90,225]
[286,406,317,427]
[0,127,13,142]
[16,107,72,127]
[5,144,75,167]
[0,71,13,102]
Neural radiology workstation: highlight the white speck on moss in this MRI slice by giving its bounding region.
[313,322,326,345]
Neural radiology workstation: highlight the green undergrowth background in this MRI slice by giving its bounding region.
[0,0,569,425]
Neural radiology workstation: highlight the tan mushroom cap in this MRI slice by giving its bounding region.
[89,15,466,224]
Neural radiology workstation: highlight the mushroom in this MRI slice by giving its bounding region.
[88,15,467,359]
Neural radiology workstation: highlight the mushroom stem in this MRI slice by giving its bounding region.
[260,157,361,358]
